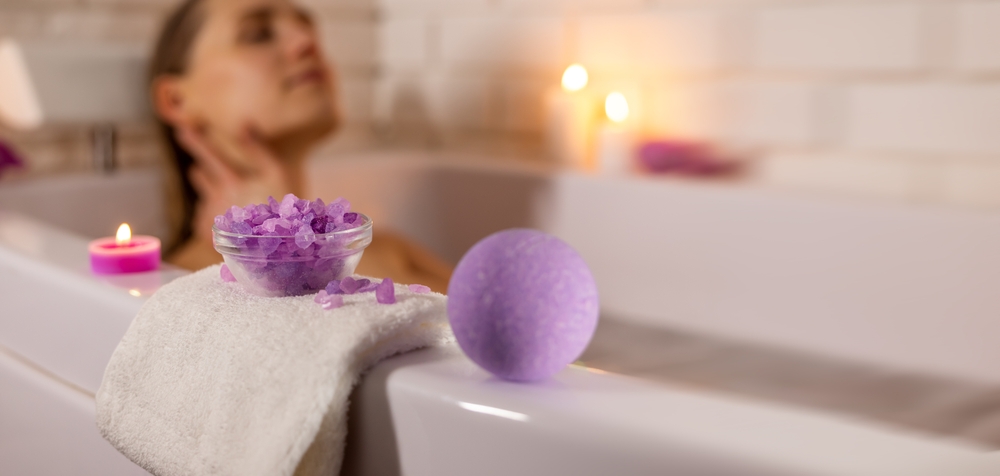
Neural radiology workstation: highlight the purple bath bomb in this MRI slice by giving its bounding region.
[447,229,599,382]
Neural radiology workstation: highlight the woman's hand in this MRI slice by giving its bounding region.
[175,124,294,243]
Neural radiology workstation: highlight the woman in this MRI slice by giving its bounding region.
[150,0,452,291]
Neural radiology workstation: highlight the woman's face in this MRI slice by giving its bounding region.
[174,0,339,148]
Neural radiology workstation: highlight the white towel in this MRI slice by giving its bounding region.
[95,265,453,476]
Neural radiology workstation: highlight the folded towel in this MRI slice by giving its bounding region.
[96,265,453,476]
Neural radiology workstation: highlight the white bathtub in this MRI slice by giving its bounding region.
[3,150,1000,475]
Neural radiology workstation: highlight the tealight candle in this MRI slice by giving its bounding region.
[544,64,597,168]
[89,223,161,274]
[597,91,636,174]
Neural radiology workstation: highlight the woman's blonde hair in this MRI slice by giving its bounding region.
[149,0,205,254]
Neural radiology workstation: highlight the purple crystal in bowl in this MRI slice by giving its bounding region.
[212,194,373,297]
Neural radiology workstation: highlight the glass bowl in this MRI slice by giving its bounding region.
[213,214,373,297]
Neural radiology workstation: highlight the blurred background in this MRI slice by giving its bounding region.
[1,0,999,209]
[4,2,1000,473]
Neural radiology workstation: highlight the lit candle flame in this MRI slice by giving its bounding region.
[605,92,629,123]
[561,64,588,92]
[116,223,132,246]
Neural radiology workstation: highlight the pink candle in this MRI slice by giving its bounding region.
[89,223,161,274]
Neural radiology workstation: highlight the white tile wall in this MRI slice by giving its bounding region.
[847,83,1000,156]
[955,1,1000,73]
[577,11,728,75]
[379,18,427,67]
[376,0,1000,209]
[646,81,727,142]
[753,4,925,73]
[440,16,565,69]
[942,162,1000,207]
[5,0,1000,209]
[725,80,819,147]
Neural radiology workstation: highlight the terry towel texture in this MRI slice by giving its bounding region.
[96,265,453,476]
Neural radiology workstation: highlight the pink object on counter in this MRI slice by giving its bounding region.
[637,141,740,176]
[0,140,25,178]
[89,236,161,274]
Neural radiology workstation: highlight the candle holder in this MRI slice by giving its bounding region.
[89,224,161,274]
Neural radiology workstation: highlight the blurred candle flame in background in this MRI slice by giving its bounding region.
[605,92,629,124]
[561,64,589,93]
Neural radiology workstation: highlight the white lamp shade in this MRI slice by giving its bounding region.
[0,39,151,130]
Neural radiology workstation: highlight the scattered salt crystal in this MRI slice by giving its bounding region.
[220,264,237,282]
[354,278,371,290]
[376,278,396,304]
[314,290,330,303]
[321,294,344,310]
[340,276,360,294]
[357,281,378,293]
[314,290,344,310]
[408,284,431,294]
[325,280,343,294]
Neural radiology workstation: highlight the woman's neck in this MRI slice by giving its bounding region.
[270,131,322,196]
[282,159,306,197]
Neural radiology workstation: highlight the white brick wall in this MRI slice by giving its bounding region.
[577,11,728,75]
[6,0,1000,210]
[847,83,1000,156]
[725,80,819,147]
[380,18,427,67]
[752,4,925,73]
[374,0,1000,209]
[955,1,1000,73]
[440,16,565,70]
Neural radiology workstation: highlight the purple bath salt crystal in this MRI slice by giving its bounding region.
[325,202,343,219]
[259,236,282,256]
[230,205,252,222]
[376,278,396,304]
[294,225,316,249]
[357,281,378,293]
[340,276,361,294]
[231,221,253,235]
[313,290,344,310]
[353,278,372,290]
[310,198,326,215]
[212,194,371,297]
[408,284,431,294]
[278,194,298,218]
[314,289,330,304]
[220,264,237,282]
[325,279,343,295]
[321,295,344,310]
[214,215,231,232]
[262,217,291,233]
[328,197,350,215]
